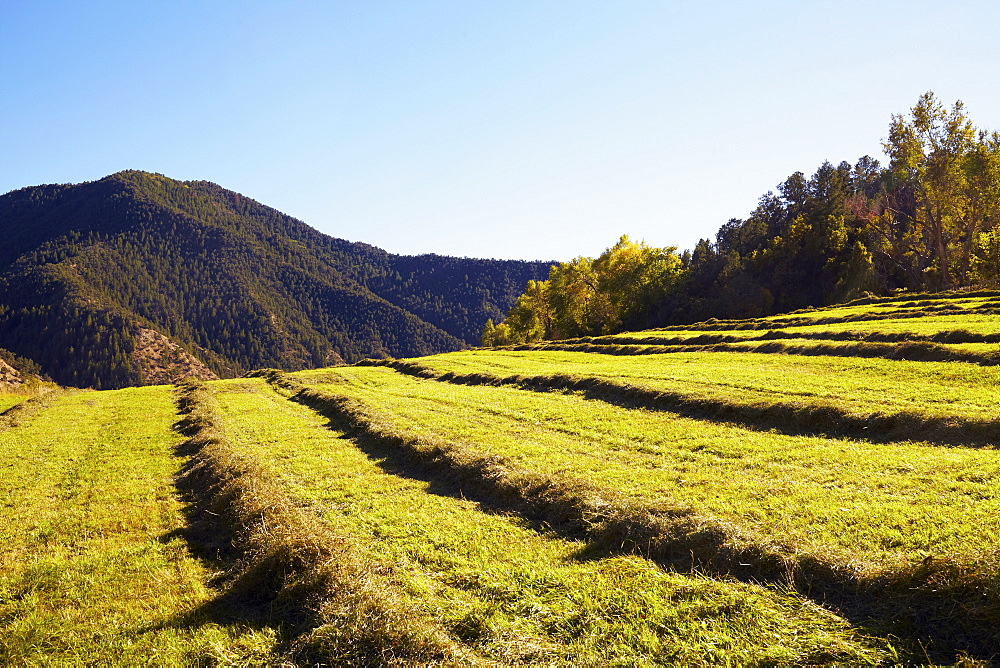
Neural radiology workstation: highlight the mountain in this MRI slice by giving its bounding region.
[0,171,553,388]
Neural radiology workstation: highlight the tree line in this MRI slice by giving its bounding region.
[484,92,1000,345]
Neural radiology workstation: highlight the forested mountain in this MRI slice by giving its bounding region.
[0,171,552,388]
[486,92,1000,344]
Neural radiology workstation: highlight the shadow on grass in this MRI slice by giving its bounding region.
[160,382,471,666]
[286,379,999,665]
[374,358,1000,449]
[143,452,300,653]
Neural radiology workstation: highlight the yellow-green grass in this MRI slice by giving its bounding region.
[0,386,278,665]
[709,337,1000,358]
[784,313,1000,338]
[210,377,891,664]
[292,366,1000,577]
[0,393,26,413]
[645,294,1000,333]
[774,295,999,320]
[599,312,1000,342]
[517,339,1000,369]
[751,293,1000,319]
[415,349,1000,427]
[174,378,470,664]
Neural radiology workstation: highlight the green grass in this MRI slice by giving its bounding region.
[602,313,1000,342]
[209,376,891,664]
[0,393,26,413]
[292,366,1000,575]
[788,313,1000,337]
[599,313,1000,342]
[415,349,1000,425]
[0,386,278,665]
[517,338,1000,370]
[642,292,1000,332]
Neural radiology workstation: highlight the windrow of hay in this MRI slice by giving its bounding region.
[0,387,63,431]
[259,369,1000,659]
[569,327,1000,347]
[508,339,1000,366]
[172,378,474,666]
[653,304,1000,332]
[364,359,999,448]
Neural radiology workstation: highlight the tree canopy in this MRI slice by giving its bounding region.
[483,236,682,345]
[487,93,1000,343]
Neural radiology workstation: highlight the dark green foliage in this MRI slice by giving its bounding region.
[0,347,44,378]
[0,171,552,387]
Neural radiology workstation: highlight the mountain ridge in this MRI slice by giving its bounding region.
[0,171,553,388]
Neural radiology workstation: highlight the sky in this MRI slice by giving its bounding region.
[3,1,1000,262]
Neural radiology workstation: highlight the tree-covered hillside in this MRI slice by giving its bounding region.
[0,171,552,388]
[487,93,1000,344]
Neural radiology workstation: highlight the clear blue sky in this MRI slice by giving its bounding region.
[3,1,999,261]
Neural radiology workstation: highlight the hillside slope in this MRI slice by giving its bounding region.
[4,293,997,662]
[0,171,552,388]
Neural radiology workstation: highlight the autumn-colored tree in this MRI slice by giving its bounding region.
[882,92,1000,288]
[483,237,681,344]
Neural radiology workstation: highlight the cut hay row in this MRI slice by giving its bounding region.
[0,387,62,431]
[0,394,25,413]
[654,304,1000,332]
[415,350,1000,424]
[307,365,1000,575]
[173,378,473,665]
[260,369,998,660]
[578,326,1000,346]
[367,358,999,448]
[216,376,887,663]
[0,385,278,664]
[510,338,1000,366]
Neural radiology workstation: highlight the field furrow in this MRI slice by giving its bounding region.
[0,386,277,665]
[210,376,892,664]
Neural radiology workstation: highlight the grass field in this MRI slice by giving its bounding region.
[290,365,1000,575]
[609,313,1000,341]
[279,363,999,658]
[412,349,1000,427]
[641,291,1000,333]
[6,289,1000,663]
[0,394,26,412]
[209,376,890,663]
[0,386,279,664]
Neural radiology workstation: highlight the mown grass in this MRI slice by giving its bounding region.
[645,292,1000,333]
[515,337,1000,368]
[0,381,62,428]
[213,376,892,664]
[595,313,1000,343]
[293,366,1000,574]
[787,313,1000,338]
[284,367,1000,658]
[415,349,1000,430]
[0,386,278,665]
[0,393,26,412]
[174,377,472,665]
